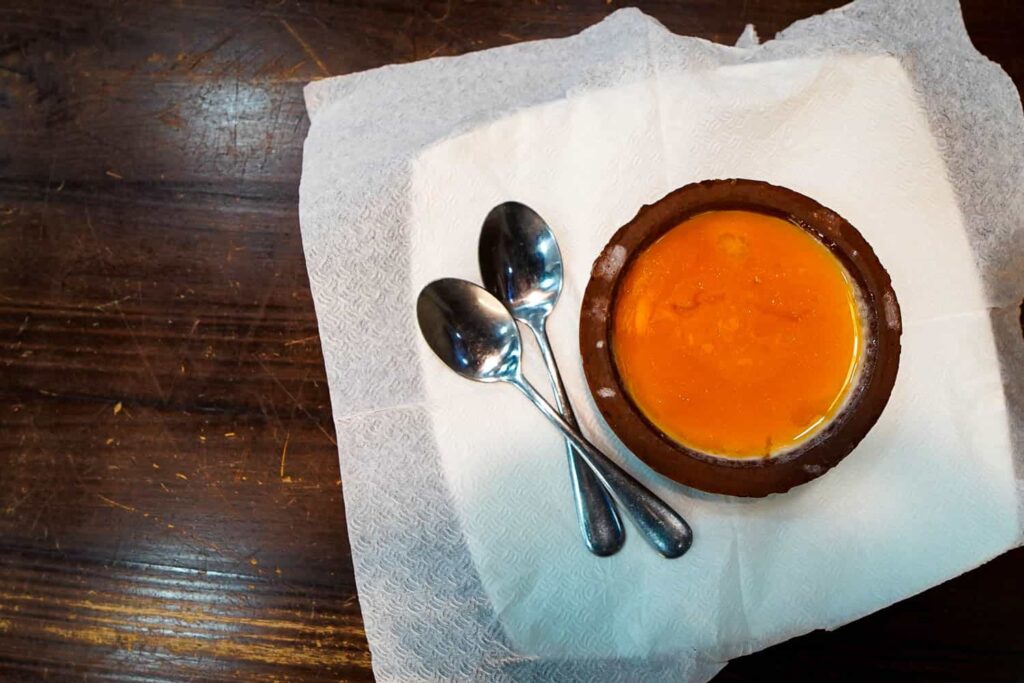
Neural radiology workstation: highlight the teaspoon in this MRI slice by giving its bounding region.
[479,201,624,556]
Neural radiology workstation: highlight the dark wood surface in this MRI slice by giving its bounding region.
[0,1,1021,681]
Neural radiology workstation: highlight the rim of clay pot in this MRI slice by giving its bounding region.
[579,179,902,497]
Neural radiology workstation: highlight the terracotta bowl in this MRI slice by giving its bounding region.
[580,179,902,497]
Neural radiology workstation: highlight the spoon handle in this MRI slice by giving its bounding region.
[530,322,624,556]
[511,378,693,558]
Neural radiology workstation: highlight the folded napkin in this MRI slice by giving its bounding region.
[299,1,1024,680]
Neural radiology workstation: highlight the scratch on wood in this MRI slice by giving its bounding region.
[279,19,329,77]
[282,60,307,78]
[95,295,133,310]
[283,335,317,346]
[113,300,168,403]
[194,31,236,71]
[4,488,35,516]
[279,433,289,478]
[97,494,135,513]
[314,422,336,447]
[256,357,336,446]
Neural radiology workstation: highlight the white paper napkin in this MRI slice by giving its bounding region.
[299,2,1024,680]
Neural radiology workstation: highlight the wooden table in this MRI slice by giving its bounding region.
[1,1,1021,680]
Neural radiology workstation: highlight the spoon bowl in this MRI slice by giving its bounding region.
[416,278,522,383]
[480,202,563,328]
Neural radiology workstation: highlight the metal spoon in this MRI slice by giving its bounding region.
[416,278,693,559]
[479,201,625,556]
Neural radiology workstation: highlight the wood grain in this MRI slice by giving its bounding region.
[0,1,1021,680]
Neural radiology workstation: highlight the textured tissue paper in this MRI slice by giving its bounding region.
[298,1,1024,680]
